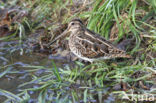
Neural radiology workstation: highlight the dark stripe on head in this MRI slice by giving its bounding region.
[71,18,83,25]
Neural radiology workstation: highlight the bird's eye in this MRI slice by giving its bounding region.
[71,22,75,25]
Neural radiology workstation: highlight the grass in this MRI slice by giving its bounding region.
[0,0,156,103]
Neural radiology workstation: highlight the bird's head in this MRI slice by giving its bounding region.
[47,19,84,46]
[67,19,84,32]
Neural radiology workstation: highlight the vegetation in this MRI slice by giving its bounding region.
[0,0,156,103]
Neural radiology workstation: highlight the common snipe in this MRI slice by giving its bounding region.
[48,19,131,62]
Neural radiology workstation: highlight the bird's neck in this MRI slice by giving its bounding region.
[71,27,84,33]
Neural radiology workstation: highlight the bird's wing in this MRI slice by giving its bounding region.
[84,28,127,54]
[74,30,123,59]
[75,35,108,58]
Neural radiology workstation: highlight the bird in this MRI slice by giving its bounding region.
[47,19,131,62]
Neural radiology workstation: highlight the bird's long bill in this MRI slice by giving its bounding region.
[47,29,69,46]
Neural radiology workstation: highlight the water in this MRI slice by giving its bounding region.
[0,41,72,102]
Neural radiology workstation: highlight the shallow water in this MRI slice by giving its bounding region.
[0,41,73,102]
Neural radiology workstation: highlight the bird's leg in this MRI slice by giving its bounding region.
[67,52,78,62]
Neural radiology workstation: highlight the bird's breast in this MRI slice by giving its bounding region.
[69,34,76,47]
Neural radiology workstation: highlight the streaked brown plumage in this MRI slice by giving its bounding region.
[48,19,131,62]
